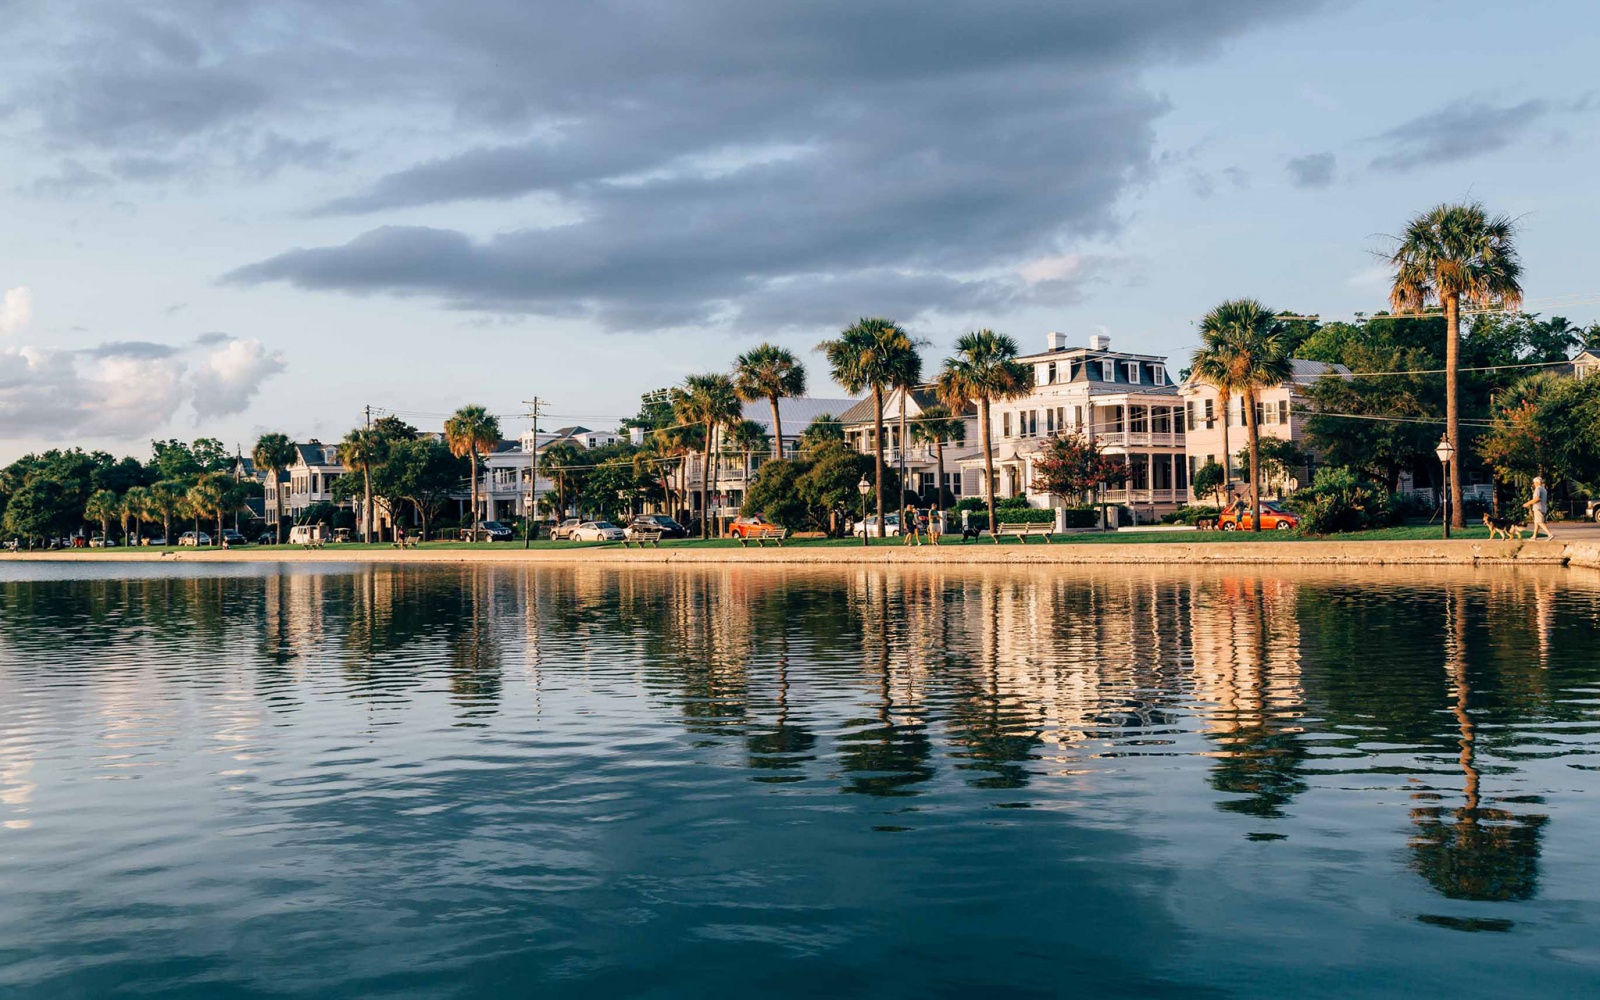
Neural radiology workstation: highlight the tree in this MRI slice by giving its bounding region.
[820,318,923,538]
[1235,437,1307,498]
[382,437,464,541]
[650,424,702,517]
[727,418,770,490]
[252,433,297,545]
[740,458,811,528]
[340,428,388,543]
[148,480,187,544]
[934,329,1032,538]
[444,404,502,542]
[2,478,68,545]
[1030,432,1129,525]
[186,472,236,543]
[539,441,584,517]
[733,343,807,459]
[910,404,965,511]
[84,489,121,542]
[1192,299,1292,531]
[671,373,742,538]
[1389,203,1523,527]
[798,413,844,454]
[121,485,151,543]
[1477,371,1600,496]
[797,441,897,532]
[1193,459,1226,507]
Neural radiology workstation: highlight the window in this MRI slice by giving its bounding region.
[1255,401,1265,427]
[1101,360,1115,382]
[1278,400,1289,425]
[1074,405,1084,429]
[1046,408,1055,433]
[1003,412,1012,437]
[1029,410,1038,436]
[1203,399,1215,429]
[1152,364,1166,386]
[1186,401,1195,431]
[1131,407,1148,433]
[1046,361,1057,384]
[1125,362,1141,384]
[1187,455,1196,484]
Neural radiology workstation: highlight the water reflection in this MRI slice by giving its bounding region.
[1,561,1598,988]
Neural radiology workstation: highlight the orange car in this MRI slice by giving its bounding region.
[1216,500,1299,531]
[728,515,779,540]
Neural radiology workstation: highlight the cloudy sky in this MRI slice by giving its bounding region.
[2,0,1596,462]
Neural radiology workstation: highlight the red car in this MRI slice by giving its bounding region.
[1216,500,1299,531]
[728,515,779,540]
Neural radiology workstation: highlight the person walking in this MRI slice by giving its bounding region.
[1524,475,1554,540]
[902,503,922,546]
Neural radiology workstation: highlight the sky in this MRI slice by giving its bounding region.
[2,0,1597,463]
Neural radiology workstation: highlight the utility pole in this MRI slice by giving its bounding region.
[522,397,549,548]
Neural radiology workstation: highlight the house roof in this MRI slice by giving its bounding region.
[741,396,859,434]
[294,442,342,467]
[1287,359,1353,383]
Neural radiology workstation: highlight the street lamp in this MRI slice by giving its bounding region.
[1435,434,1456,540]
[858,474,871,547]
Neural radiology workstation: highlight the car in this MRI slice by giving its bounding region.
[1587,500,1600,523]
[88,535,119,548]
[478,520,514,541]
[288,524,326,546]
[851,514,902,537]
[571,521,626,542]
[220,530,249,547]
[727,515,777,540]
[258,531,279,545]
[144,536,168,547]
[625,515,689,539]
[1215,500,1299,531]
[179,531,213,546]
[550,518,584,541]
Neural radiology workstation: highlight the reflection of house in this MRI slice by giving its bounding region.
[267,441,349,517]
[839,389,980,504]
[1178,358,1350,502]
[954,333,1189,518]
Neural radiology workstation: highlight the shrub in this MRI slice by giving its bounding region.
[953,496,986,513]
[1291,467,1387,534]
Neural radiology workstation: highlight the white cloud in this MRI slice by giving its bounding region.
[1019,254,1084,285]
[188,337,286,418]
[0,287,33,335]
[0,334,285,439]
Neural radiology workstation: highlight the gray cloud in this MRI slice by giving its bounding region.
[12,1,1323,330]
[1369,99,1548,173]
[1286,151,1335,188]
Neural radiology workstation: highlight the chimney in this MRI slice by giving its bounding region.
[1045,331,1068,351]
[1088,334,1110,351]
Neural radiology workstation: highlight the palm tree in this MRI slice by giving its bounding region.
[253,432,297,544]
[539,441,582,517]
[798,413,843,454]
[148,480,187,544]
[186,473,231,544]
[910,404,966,513]
[650,424,701,516]
[1389,203,1523,528]
[819,318,922,537]
[1191,300,1293,531]
[935,330,1033,538]
[444,405,502,542]
[122,485,151,545]
[728,418,771,488]
[733,344,807,460]
[84,489,120,543]
[671,374,742,538]
[340,428,388,543]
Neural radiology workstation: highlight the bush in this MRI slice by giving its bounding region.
[964,506,1056,531]
[953,496,986,513]
[1163,504,1220,526]
[1290,467,1387,534]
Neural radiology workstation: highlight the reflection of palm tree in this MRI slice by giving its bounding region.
[838,579,934,797]
[746,637,817,782]
[947,590,1041,789]
[449,570,503,722]
[1409,587,1547,903]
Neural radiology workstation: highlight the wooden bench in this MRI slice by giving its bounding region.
[393,535,418,549]
[738,526,789,547]
[992,521,1055,543]
[623,530,663,548]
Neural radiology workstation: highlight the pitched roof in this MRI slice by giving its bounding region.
[294,442,342,467]
[1287,359,1353,383]
[740,397,859,434]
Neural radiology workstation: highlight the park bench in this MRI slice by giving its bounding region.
[300,538,324,550]
[992,521,1055,543]
[738,525,789,548]
[623,529,663,548]
[393,535,418,549]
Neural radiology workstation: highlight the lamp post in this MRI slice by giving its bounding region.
[1435,434,1456,540]
[858,474,871,547]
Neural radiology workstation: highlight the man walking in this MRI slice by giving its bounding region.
[1523,475,1554,540]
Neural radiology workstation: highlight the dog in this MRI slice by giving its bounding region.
[1483,513,1526,540]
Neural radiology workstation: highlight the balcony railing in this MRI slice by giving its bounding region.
[1093,431,1184,449]
[1102,488,1182,504]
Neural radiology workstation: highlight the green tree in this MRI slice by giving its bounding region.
[340,428,388,543]
[122,485,152,544]
[727,418,770,490]
[186,472,237,544]
[1389,203,1523,527]
[909,403,965,511]
[148,480,187,544]
[384,437,465,540]
[444,404,502,542]
[539,441,584,517]
[820,318,922,537]
[1193,459,1226,506]
[1233,437,1308,498]
[1192,299,1293,531]
[2,478,68,544]
[671,373,742,538]
[733,343,807,459]
[740,458,811,528]
[934,329,1032,538]
[1477,371,1600,495]
[84,489,121,542]
[252,432,297,545]
[797,440,898,531]
[798,413,844,454]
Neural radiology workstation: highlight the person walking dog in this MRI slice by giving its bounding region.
[1523,476,1554,540]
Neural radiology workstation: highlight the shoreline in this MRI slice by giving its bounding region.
[4,538,1592,568]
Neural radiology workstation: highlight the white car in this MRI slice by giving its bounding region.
[571,521,626,542]
[178,531,212,546]
[851,514,902,537]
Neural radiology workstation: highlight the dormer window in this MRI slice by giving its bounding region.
[1152,364,1166,386]
[1125,362,1141,384]
[1045,361,1057,385]
[1100,360,1115,381]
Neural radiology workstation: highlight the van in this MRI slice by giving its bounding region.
[288,524,325,546]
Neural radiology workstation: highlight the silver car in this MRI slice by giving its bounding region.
[571,521,626,542]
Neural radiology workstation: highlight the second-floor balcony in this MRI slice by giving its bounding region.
[1094,431,1185,449]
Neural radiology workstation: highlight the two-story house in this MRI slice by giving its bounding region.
[1178,359,1351,503]
[265,441,349,519]
[839,389,980,505]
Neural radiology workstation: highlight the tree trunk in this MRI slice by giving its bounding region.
[769,395,783,460]
[1445,292,1464,528]
[363,466,373,543]
[935,439,946,513]
[164,512,171,544]
[275,471,284,544]
[981,398,996,538]
[701,421,713,539]
[469,451,480,541]
[873,385,885,538]
[898,393,908,510]
[1220,390,1232,489]
[1246,389,1261,531]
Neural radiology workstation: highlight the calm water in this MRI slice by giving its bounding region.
[1,562,1598,998]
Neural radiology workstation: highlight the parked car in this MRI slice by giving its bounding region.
[851,514,902,537]
[258,531,279,545]
[179,531,213,546]
[144,536,168,547]
[1586,500,1600,522]
[550,518,584,540]
[220,529,249,547]
[88,535,119,548]
[727,515,776,540]
[571,521,626,542]
[288,524,325,546]
[478,520,514,541]
[625,515,689,539]
[1216,500,1299,531]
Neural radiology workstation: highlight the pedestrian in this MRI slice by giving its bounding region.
[394,524,407,549]
[902,503,922,546]
[1523,475,1554,540]
[926,507,941,546]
